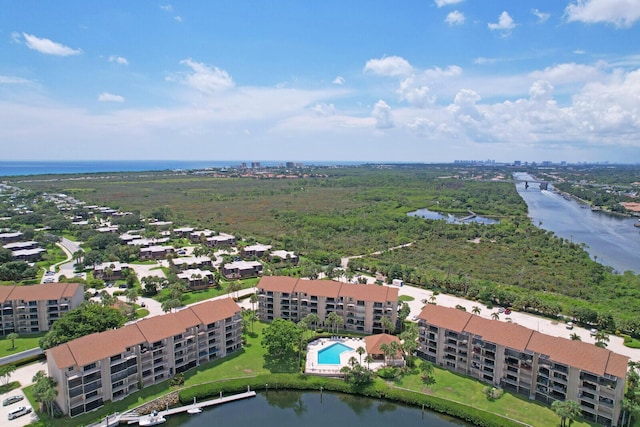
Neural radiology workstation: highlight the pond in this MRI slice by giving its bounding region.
[162,390,470,427]
[407,208,499,225]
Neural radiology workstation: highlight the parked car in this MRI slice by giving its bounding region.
[498,307,505,313]
[8,406,31,420]
[2,395,23,406]
[590,328,597,336]
[566,322,574,330]
[504,308,511,315]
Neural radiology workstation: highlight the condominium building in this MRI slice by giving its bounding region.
[46,298,242,416]
[257,276,398,334]
[417,304,628,427]
[0,283,84,335]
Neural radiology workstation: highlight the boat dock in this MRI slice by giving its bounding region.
[93,389,257,426]
[159,389,256,418]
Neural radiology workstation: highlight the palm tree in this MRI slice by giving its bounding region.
[472,306,481,315]
[552,400,581,427]
[491,312,500,320]
[379,343,390,366]
[380,316,394,334]
[297,321,308,371]
[228,282,241,300]
[6,332,19,350]
[595,330,610,348]
[364,354,374,370]
[420,360,434,382]
[125,288,139,305]
[429,294,437,304]
[250,293,258,311]
[356,346,366,364]
[570,333,581,341]
[303,313,320,331]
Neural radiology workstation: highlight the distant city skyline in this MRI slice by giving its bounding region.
[1,1,639,163]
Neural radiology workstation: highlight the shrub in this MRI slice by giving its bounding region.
[377,367,401,379]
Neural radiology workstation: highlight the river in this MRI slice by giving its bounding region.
[514,172,640,274]
[162,391,469,427]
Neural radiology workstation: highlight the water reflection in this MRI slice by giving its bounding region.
[407,208,499,225]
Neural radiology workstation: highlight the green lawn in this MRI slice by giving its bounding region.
[398,295,415,302]
[0,333,44,357]
[394,360,594,427]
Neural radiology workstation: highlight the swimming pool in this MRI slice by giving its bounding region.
[317,342,354,365]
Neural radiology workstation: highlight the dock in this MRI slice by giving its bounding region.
[94,389,257,426]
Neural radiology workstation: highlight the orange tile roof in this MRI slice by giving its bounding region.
[465,316,534,351]
[0,283,82,302]
[417,304,472,332]
[526,332,627,377]
[295,279,342,298]
[47,298,242,369]
[364,333,401,356]
[189,298,241,325]
[135,308,201,344]
[339,283,398,302]
[257,276,299,294]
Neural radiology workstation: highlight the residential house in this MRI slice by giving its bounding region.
[46,298,242,416]
[222,260,263,279]
[93,262,130,280]
[205,233,236,247]
[139,245,175,260]
[241,244,272,258]
[268,250,299,265]
[176,269,214,290]
[171,256,213,270]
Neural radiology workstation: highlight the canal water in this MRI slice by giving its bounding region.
[514,172,640,274]
[162,391,469,427]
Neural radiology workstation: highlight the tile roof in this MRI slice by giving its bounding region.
[0,283,82,302]
[295,279,342,298]
[364,333,401,356]
[339,283,398,302]
[465,316,534,351]
[420,305,629,378]
[418,304,472,332]
[257,276,299,294]
[47,298,242,369]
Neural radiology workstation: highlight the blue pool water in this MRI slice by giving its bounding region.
[317,342,354,365]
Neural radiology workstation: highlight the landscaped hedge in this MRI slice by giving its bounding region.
[179,374,529,427]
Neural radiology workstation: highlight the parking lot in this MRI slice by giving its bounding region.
[0,389,36,426]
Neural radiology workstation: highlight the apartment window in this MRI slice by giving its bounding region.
[83,363,97,371]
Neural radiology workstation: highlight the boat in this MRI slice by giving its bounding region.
[187,407,203,414]
[139,411,166,426]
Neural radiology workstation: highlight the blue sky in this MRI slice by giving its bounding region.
[1,0,640,163]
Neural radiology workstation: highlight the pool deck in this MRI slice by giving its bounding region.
[305,337,384,376]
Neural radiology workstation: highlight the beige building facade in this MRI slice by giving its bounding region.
[257,276,399,334]
[47,298,242,416]
[417,304,628,427]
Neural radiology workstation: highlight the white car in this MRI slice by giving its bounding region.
[8,406,31,420]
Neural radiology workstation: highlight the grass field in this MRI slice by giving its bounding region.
[0,333,44,357]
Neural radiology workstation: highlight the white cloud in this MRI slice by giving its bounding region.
[332,76,345,85]
[169,59,235,94]
[529,62,605,85]
[109,55,128,65]
[445,11,465,25]
[160,4,173,12]
[531,8,550,23]
[565,0,640,28]
[98,92,125,102]
[434,0,463,7]
[174,16,183,23]
[364,56,413,77]
[488,11,516,34]
[372,100,393,129]
[10,32,21,43]
[473,57,497,65]
[0,76,30,84]
[311,103,336,116]
[22,33,82,56]
[398,77,433,107]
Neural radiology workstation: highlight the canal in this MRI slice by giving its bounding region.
[514,172,640,274]
[162,390,469,427]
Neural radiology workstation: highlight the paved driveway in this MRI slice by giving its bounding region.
[0,361,47,427]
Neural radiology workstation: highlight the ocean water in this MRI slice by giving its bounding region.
[0,160,363,177]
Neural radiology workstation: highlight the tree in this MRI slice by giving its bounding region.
[325,312,341,334]
[400,323,419,366]
[420,360,435,383]
[228,282,241,300]
[32,370,57,417]
[0,364,16,386]
[356,346,366,365]
[398,302,411,328]
[297,320,308,371]
[380,316,395,334]
[262,318,301,362]
[303,313,320,331]
[429,294,437,305]
[569,333,581,341]
[249,293,258,311]
[39,302,127,349]
[364,354,374,370]
[125,288,139,305]
[6,332,19,350]
[595,330,610,348]
[491,312,500,320]
[99,290,117,307]
[161,298,182,313]
[472,306,481,315]
[552,400,581,427]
